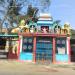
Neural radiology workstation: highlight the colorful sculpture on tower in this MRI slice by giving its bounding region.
[61,22,71,35]
[11,19,29,33]
[37,13,53,33]
[11,13,71,35]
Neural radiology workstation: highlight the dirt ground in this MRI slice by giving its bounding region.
[0,60,75,75]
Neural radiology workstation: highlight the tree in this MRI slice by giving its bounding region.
[0,0,22,33]
[0,0,51,33]
[25,5,38,24]
[6,0,21,31]
[40,0,51,12]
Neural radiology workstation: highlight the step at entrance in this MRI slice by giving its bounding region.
[0,50,8,59]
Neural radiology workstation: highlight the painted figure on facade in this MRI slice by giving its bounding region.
[53,20,61,34]
[29,22,37,33]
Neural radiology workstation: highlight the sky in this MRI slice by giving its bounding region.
[20,0,75,29]
[0,0,75,29]
[49,0,75,29]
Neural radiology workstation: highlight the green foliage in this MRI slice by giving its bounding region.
[40,0,51,11]
[0,0,5,3]
[0,0,51,33]
[26,5,38,24]
[8,0,21,16]
[40,0,51,6]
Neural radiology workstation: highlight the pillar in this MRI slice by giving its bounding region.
[53,37,56,63]
[33,37,36,63]
[67,37,71,63]
[18,35,23,59]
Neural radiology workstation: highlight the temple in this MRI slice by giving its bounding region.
[18,13,71,63]
[0,13,71,64]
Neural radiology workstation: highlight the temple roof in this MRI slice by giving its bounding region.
[37,13,53,26]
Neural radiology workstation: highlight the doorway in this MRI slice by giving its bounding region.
[70,39,75,62]
[36,37,53,64]
[0,37,7,59]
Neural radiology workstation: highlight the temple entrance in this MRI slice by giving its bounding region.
[0,38,7,59]
[70,39,75,62]
[36,37,53,64]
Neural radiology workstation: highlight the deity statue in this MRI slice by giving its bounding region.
[11,19,29,33]
[63,22,71,35]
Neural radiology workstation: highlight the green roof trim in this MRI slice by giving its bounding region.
[0,33,18,35]
[29,21,37,27]
[0,33,18,37]
[0,34,18,36]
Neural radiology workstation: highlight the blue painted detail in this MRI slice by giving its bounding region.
[37,23,53,26]
[37,21,53,24]
[56,54,69,62]
[38,20,53,21]
[36,38,53,61]
[36,49,53,55]
[36,43,53,49]
[20,37,33,61]
[19,52,33,60]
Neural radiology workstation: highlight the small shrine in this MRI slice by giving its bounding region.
[0,13,71,64]
[16,13,71,64]
[37,13,53,33]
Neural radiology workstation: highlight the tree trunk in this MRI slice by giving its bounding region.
[0,22,2,33]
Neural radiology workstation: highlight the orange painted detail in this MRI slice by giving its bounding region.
[68,37,71,63]
[33,37,36,62]
[53,38,56,64]
[18,33,67,37]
